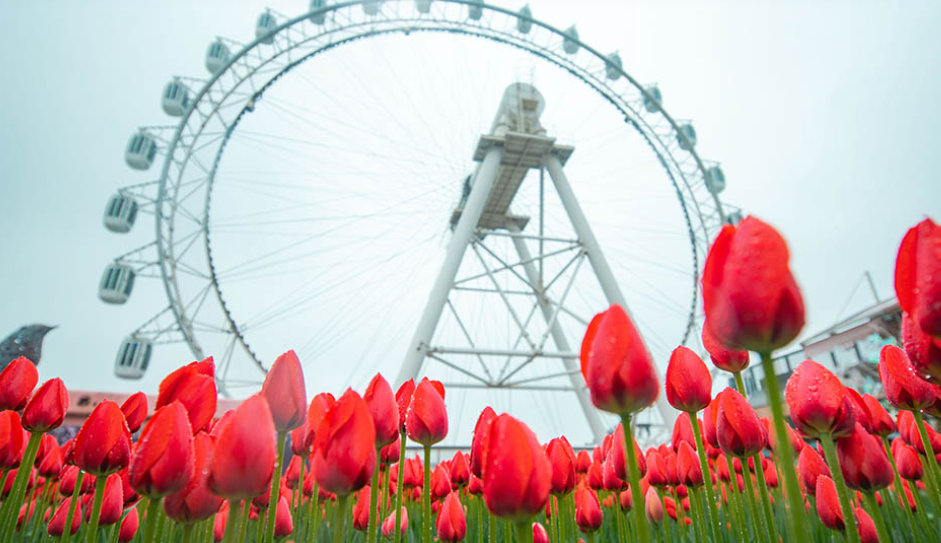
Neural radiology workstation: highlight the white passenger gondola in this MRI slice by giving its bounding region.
[363,1,381,15]
[605,52,622,81]
[103,194,139,233]
[643,85,662,113]
[416,0,432,14]
[705,165,726,194]
[125,132,157,170]
[256,11,277,44]
[563,26,579,54]
[161,80,190,117]
[468,0,483,20]
[114,336,153,380]
[677,122,697,151]
[309,0,328,24]
[99,263,136,304]
[205,40,230,74]
[517,5,533,34]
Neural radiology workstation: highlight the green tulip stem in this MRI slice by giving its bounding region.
[881,435,921,538]
[689,413,722,543]
[688,486,708,543]
[381,464,391,528]
[310,482,321,543]
[368,448,381,543]
[910,484,936,540]
[759,350,810,543]
[819,433,862,543]
[141,497,163,543]
[333,494,349,543]
[28,477,54,543]
[393,431,407,543]
[294,457,305,518]
[83,475,108,543]
[263,432,287,543]
[739,460,771,543]
[655,488,670,543]
[732,371,748,396]
[752,454,779,542]
[489,504,497,543]
[516,520,533,543]
[861,492,891,543]
[0,430,43,543]
[60,470,86,543]
[181,523,196,543]
[724,455,747,543]
[422,444,432,543]
[621,413,651,543]
[912,410,941,509]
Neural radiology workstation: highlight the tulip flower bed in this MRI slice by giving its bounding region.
[0,216,939,543]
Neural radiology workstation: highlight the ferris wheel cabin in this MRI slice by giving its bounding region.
[103,194,139,233]
[677,122,697,151]
[114,336,153,379]
[643,86,662,113]
[468,0,483,20]
[256,12,277,44]
[415,0,431,14]
[705,165,726,194]
[125,132,157,170]
[98,263,136,304]
[309,0,328,24]
[161,80,190,117]
[363,1,381,16]
[206,40,230,74]
[606,52,623,81]
[517,5,533,34]
[563,26,580,54]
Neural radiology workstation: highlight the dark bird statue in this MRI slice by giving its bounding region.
[0,324,56,371]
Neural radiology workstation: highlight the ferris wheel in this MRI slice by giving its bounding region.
[99,0,737,447]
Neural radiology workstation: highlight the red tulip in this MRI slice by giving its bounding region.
[382,507,408,539]
[843,388,872,433]
[702,216,805,352]
[533,522,550,543]
[290,421,311,457]
[862,394,895,437]
[575,487,603,533]
[879,345,935,410]
[38,439,63,478]
[645,449,669,488]
[816,476,844,531]
[645,486,663,523]
[119,392,148,434]
[164,432,224,522]
[431,464,452,499]
[546,436,576,496]
[702,322,750,372]
[0,410,24,468]
[395,379,416,429]
[380,438,400,466]
[575,450,592,474]
[130,401,196,500]
[797,446,830,496]
[611,423,644,480]
[311,389,375,496]
[785,359,855,439]
[469,407,496,478]
[274,495,293,538]
[895,217,941,338]
[703,399,720,449]
[285,455,305,489]
[118,506,139,542]
[677,441,703,487]
[619,489,633,511]
[854,506,879,543]
[352,487,371,531]
[587,462,604,490]
[896,440,923,481]
[581,304,659,414]
[262,350,307,433]
[73,400,132,476]
[716,388,764,458]
[902,311,941,384]
[603,450,623,491]
[0,357,38,411]
[156,357,217,434]
[836,423,893,492]
[672,412,696,452]
[481,413,551,521]
[436,492,466,542]
[47,497,82,536]
[762,416,803,456]
[406,377,448,445]
[97,473,124,526]
[449,450,470,488]
[21,378,68,433]
[666,346,712,413]
[306,392,336,450]
[208,393,276,500]
[364,373,399,447]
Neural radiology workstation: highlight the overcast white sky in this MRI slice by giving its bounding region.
[1,0,940,444]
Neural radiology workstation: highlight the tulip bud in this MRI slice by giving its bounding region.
[896,440,923,481]
[469,406,496,478]
[895,218,941,338]
[449,450,470,488]
[836,423,893,492]
[702,323,750,372]
[73,400,132,476]
[0,410,25,469]
[156,357,217,434]
[380,438,400,466]
[677,441,703,487]
[843,387,872,433]
[208,393,276,500]
[130,401,195,498]
[94,473,124,526]
[48,497,82,536]
[38,438,63,478]
[406,378,448,446]
[290,421,311,457]
[118,506,139,543]
[716,388,765,458]
[382,507,408,539]
[311,389,376,496]
[22,378,68,433]
[854,506,879,543]
[262,350,307,433]
[797,446,830,496]
[481,413,550,521]
[702,216,805,352]
[533,522,550,543]
[436,492,466,542]
[666,346,712,413]
[120,392,148,434]
[575,486,603,533]
[879,345,935,410]
[672,413,696,452]
[581,305,659,415]
[815,475,844,531]
[394,379,415,430]
[164,432,224,522]
[306,392,336,450]
[274,495,293,538]
[645,486,663,523]
[364,373,399,447]
[902,311,941,383]
[785,360,855,439]
[546,436,576,496]
[431,464,452,499]
[0,357,38,411]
